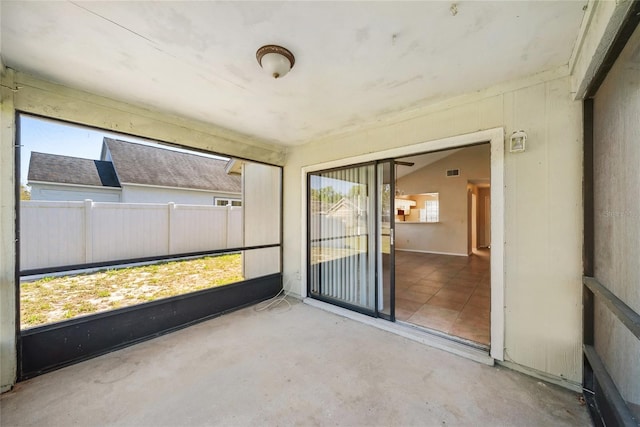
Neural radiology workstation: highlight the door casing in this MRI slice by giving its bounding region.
[301,127,505,361]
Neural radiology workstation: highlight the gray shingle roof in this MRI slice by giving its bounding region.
[104,138,241,193]
[28,152,120,187]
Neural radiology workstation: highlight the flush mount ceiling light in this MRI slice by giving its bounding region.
[256,45,295,79]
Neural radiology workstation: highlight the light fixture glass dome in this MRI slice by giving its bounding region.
[256,45,295,79]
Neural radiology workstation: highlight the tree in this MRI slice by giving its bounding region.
[310,186,342,203]
[348,184,366,198]
[20,185,31,201]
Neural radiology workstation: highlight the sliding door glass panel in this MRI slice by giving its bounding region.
[377,161,394,319]
[309,165,376,311]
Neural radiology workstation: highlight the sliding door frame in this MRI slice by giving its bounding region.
[301,127,505,361]
[306,161,379,317]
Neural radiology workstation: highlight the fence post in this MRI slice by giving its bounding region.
[168,202,175,255]
[84,199,93,264]
[225,205,230,248]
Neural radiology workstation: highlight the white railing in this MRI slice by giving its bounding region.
[20,200,243,271]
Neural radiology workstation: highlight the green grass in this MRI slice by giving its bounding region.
[20,254,243,329]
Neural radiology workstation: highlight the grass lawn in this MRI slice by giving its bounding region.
[20,254,243,329]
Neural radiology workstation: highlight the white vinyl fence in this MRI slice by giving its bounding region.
[20,200,243,271]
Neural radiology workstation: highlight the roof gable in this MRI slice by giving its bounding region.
[103,138,241,193]
[28,152,120,187]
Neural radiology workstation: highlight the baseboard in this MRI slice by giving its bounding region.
[395,248,469,257]
[496,360,582,393]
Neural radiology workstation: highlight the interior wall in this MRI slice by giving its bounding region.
[394,145,490,255]
[283,74,583,386]
[592,22,640,414]
[467,185,475,254]
[477,187,491,247]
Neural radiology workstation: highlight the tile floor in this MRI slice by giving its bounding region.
[395,249,490,345]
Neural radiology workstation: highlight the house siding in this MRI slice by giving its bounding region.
[121,184,239,205]
[30,183,121,202]
[283,74,583,385]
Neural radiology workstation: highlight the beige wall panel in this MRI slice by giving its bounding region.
[0,69,17,391]
[502,80,582,383]
[242,163,281,279]
[12,73,285,165]
[243,162,281,247]
[243,247,280,281]
[284,75,583,385]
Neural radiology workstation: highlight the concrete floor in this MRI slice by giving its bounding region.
[1,299,591,426]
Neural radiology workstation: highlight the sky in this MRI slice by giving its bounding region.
[19,115,227,186]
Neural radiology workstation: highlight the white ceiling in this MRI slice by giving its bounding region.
[1,1,586,146]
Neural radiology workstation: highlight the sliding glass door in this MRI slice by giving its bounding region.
[308,161,394,318]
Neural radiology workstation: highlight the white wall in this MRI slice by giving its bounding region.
[30,183,121,202]
[121,184,239,205]
[242,162,281,279]
[283,74,584,386]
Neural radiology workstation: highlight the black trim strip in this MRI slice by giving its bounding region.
[21,244,280,276]
[310,234,369,243]
[584,277,640,340]
[583,99,595,279]
[583,345,638,427]
[15,112,23,381]
[308,294,377,318]
[19,273,282,380]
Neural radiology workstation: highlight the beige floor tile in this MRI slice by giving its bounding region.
[396,289,434,304]
[407,305,458,332]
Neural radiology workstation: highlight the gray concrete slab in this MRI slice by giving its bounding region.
[1,299,591,426]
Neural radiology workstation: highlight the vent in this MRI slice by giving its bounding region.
[446,169,460,177]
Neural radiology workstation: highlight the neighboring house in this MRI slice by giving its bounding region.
[325,197,366,232]
[28,138,242,205]
[28,153,121,202]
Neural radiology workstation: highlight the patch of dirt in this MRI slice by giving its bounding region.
[20,254,243,328]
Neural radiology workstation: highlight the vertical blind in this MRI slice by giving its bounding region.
[309,164,376,311]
